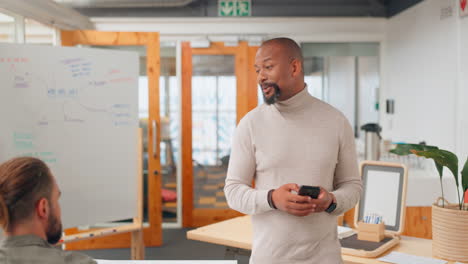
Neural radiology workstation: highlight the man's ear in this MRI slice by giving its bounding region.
[290,59,301,77]
[36,198,49,220]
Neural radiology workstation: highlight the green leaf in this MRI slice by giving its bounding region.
[389,144,438,156]
[390,143,443,178]
[435,162,443,179]
[462,157,468,193]
[412,149,459,187]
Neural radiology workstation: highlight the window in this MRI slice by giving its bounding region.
[0,11,15,43]
[25,18,54,45]
[301,43,380,138]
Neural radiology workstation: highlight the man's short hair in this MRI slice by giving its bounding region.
[261,37,304,72]
[0,157,53,231]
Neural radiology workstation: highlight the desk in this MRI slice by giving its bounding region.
[97,261,236,264]
[187,215,456,264]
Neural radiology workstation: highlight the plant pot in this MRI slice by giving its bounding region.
[432,197,468,262]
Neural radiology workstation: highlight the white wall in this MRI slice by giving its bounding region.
[358,56,380,133]
[328,56,356,128]
[382,0,468,203]
[459,11,468,158]
[382,0,459,152]
[93,17,386,43]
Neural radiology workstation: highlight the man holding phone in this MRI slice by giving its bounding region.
[224,38,362,264]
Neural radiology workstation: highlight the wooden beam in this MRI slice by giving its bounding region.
[236,41,249,124]
[61,223,141,244]
[181,41,193,227]
[64,227,155,250]
[131,127,145,260]
[131,230,145,259]
[247,46,259,113]
[61,30,150,46]
[146,32,162,246]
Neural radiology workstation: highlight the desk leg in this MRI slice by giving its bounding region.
[224,246,251,259]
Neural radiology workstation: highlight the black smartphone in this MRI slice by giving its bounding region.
[298,185,320,199]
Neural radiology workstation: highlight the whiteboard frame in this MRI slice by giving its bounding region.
[60,29,161,249]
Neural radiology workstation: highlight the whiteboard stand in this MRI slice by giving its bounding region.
[60,128,145,259]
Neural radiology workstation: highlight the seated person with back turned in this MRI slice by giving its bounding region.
[0,156,96,264]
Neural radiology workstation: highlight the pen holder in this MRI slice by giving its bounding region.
[357,221,385,242]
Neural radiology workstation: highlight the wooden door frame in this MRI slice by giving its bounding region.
[181,41,258,227]
[61,30,162,249]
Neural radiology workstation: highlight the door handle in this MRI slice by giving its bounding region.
[152,120,157,158]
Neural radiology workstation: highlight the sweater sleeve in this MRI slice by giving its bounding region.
[330,117,363,216]
[224,116,273,215]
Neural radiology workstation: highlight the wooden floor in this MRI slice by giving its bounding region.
[160,164,229,224]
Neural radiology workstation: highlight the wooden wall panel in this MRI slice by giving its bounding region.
[344,207,356,228]
[192,209,244,228]
[343,206,432,239]
[402,207,432,239]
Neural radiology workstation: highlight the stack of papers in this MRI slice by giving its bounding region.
[337,226,356,239]
[378,252,447,264]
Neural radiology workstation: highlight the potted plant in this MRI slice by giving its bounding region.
[390,143,468,262]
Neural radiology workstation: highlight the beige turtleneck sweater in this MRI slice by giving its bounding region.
[224,88,362,264]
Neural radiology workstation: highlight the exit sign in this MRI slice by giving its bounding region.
[218,0,251,17]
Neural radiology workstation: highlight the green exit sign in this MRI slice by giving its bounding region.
[218,0,251,17]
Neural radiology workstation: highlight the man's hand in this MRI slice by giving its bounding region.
[309,187,334,213]
[272,185,335,216]
[271,183,315,216]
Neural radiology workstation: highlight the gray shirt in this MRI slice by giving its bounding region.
[0,235,97,264]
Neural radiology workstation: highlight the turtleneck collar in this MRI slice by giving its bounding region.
[274,85,311,112]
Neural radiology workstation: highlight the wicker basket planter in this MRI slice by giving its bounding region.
[432,198,468,262]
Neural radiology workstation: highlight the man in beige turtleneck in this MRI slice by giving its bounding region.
[224,38,362,264]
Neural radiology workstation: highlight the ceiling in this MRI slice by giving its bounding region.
[54,0,423,18]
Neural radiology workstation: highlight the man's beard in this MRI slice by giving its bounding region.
[261,83,280,105]
[46,210,63,245]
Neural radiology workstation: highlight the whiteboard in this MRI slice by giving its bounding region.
[0,43,139,228]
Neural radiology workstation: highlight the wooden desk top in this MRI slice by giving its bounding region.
[187,215,456,264]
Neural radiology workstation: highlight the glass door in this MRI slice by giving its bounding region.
[182,42,258,227]
[191,54,236,212]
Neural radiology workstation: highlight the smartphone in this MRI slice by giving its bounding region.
[298,185,320,199]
